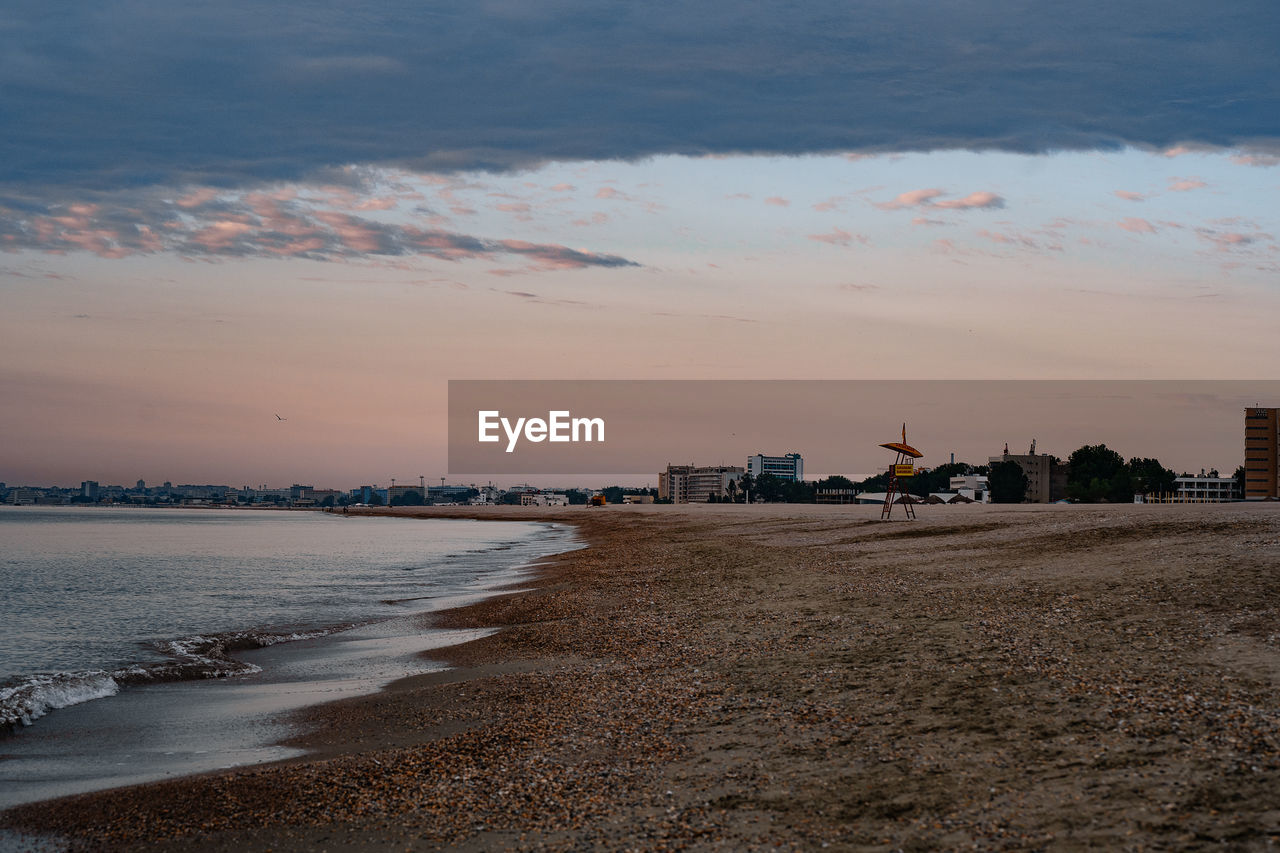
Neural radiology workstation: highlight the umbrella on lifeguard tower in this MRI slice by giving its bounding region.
[879,424,923,520]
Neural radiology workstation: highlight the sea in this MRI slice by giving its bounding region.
[0,506,576,814]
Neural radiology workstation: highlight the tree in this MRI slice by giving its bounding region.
[754,473,784,503]
[1234,465,1247,498]
[988,460,1029,503]
[1067,444,1129,502]
[1128,457,1177,498]
[603,486,625,504]
[565,489,588,505]
[725,479,738,502]
[857,471,890,493]
[738,473,755,503]
[816,475,855,491]
[782,479,815,503]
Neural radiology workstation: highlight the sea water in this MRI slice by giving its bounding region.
[0,506,575,810]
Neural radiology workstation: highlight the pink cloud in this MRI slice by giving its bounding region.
[910,217,948,227]
[932,191,1004,210]
[1196,229,1273,251]
[1167,177,1207,192]
[571,212,610,227]
[189,220,255,251]
[978,229,1039,249]
[312,211,385,252]
[807,227,867,247]
[353,196,398,211]
[875,188,1003,211]
[1230,153,1280,168]
[1114,190,1146,202]
[596,187,626,200]
[2,188,641,269]
[174,188,220,209]
[875,188,944,210]
[764,196,790,207]
[1117,218,1158,234]
[549,183,576,192]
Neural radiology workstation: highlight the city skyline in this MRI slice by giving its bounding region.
[2,3,1278,485]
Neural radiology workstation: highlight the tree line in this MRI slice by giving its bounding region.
[697,443,1235,504]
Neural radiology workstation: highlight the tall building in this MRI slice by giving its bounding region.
[80,480,99,500]
[987,449,1068,503]
[746,452,804,482]
[1244,407,1278,500]
[659,464,743,503]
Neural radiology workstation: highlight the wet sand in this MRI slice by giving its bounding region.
[4,503,1280,850]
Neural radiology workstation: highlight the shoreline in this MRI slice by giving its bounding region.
[0,512,577,814]
[5,503,1280,849]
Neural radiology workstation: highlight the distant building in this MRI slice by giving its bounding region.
[659,464,744,503]
[300,488,344,504]
[747,453,803,482]
[948,474,989,503]
[81,480,99,500]
[622,494,655,504]
[1173,474,1239,502]
[987,450,1068,503]
[520,492,568,506]
[428,485,474,503]
[1245,407,1279,500]
[350,485,377,504]
[387,484,424,503]
[815,488,857,504]
[8,487,37,505]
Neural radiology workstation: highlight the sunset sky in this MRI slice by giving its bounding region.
[2,1,1278,487]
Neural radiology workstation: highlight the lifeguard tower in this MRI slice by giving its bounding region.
[879,424,923,520]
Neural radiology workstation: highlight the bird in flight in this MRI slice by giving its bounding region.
[275,413,287,421]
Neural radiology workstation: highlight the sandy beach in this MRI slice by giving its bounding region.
[4,503,1280,850]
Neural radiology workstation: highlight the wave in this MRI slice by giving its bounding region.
[0,671,121,729]
[2,522,582,732]
[1,626,340,731]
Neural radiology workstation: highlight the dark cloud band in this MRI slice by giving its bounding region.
[1,0,1277,192]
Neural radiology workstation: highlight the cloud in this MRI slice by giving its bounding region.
[875,189,1005,210]
[933,191,1004,210]
[763,196,790,207]
[0,191,640,270]
[876,188,944,209]
[807,227,868,246]
[1230,152,1280,167]
[978,229,1041,249]
[1195,228,1273,251]
[1117,217,1158,233]
[1167,177,1207,192]
[1113,190,1146,201]
[2,1,1277,193]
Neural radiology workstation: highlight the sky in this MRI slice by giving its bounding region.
[2,1,1278,488]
